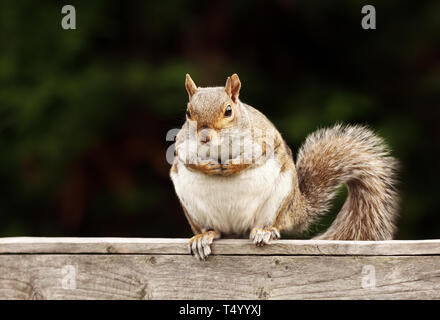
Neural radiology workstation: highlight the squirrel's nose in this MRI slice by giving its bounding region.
[198,127,215,144]
[199,132,211,144]
[198,127,220,145]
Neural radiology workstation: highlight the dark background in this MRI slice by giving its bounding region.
[0,0,438,239]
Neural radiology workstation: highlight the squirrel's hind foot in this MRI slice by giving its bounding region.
[250,227,280,246]
[188,230,221,260]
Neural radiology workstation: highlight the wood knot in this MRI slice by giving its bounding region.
[106,245,117,253]
[256,287,270,300]
[30,288,45,300]
[139,283,151,300]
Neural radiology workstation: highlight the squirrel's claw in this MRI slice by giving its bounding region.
[250,227,280,246]
[188,230,220,260]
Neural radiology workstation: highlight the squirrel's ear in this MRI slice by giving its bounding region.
[225,73,241,103]
[185,74,198,99]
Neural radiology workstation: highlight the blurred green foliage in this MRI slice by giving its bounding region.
[0,0,438,239]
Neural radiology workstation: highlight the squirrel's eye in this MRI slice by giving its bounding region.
[185,108,191,119]
[224,105,232,117]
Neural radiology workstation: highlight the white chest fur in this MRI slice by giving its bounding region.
[170,158,293,235]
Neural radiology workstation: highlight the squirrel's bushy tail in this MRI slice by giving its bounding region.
[296,124,399,240]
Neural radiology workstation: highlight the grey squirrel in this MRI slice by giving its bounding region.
[170,73,399,260]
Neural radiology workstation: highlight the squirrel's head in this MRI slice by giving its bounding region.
[184,74,242,141]
[177,73,265,170]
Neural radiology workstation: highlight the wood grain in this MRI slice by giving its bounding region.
[1,255,439,299]
[0,238,439,299]
[1,237,440,255]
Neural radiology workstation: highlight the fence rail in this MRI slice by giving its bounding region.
[1,237,439,299]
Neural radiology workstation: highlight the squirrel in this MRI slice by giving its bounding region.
[170,73,399,260]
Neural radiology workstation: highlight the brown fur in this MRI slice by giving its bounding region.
[182,204,202,234]
[186,161,251,176]
[170,163,178,174]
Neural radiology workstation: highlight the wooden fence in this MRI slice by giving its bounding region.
[0,237,439,299]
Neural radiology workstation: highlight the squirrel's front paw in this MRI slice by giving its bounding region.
[188,230,220,260]
[250,227,280,246]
